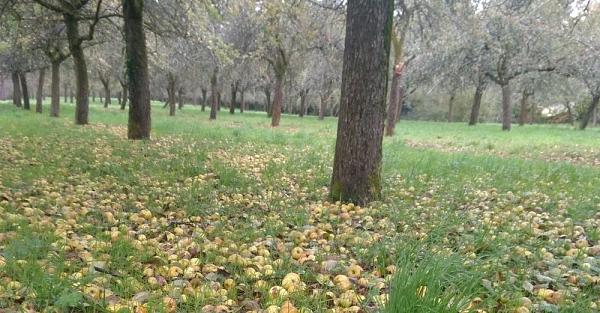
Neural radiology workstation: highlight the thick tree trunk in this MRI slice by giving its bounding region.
[65,13,90,125]
[20,72,30,110]
[178,87,184,110]
[240,90,245,113]
[124,0,151,139]
[201,88,207,112]
[35,68,45,113]
[501,82,511,131]
[50,62,61,117]
[11,71,22,107]
[330,0,393,205]
[319,94,327,120]
[518,90,532,126]
[209,69,218,120]
[447,91,456,123]
[271,75,284,127]
[385,72,401,136]
[580,94,600,130]
[299,89,307,117]
[230,83,237,114]
[468,85,484,126]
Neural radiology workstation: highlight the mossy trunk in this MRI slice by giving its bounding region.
[330,0,393,205]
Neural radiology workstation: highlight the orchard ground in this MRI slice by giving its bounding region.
[0,100,599,313]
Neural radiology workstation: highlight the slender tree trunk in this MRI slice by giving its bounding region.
[299,89,307,117]
[265,87,272,117]
[101,78,110,108]
[330,0,393,205]
[50,62,61,117]
[168,82,176,116]
[11,71,22,107]
[69,88,74,103]
[124,0,151,139]
[20,72,30,110]
[385,71,401,136]
[230,82,237,114]
[163,88,169,109]
[178,87,184,110]
[592,106,598,127]
[201,88,207,112]
[518,90,532,126]
[217,92,221,111]
[65,13,90,125]
[447,91,456,123]
[319,94,327,120]
[271,75,284,127]
[501,82,511,131]
[35,68,45,113]
[92,91,96,102]
[120,82,128,110]
[240,90,245,113]
[63,84,68,103]
[468,84,484,126]
[580,94,600,130]
[210,68,218,120]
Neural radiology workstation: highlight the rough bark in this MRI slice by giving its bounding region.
[271,75,284,127]
[468,84,484,126]
[330,0,393,205]
[36,68,45,113]
[65,13,90,125]
[11,71,22,107]
[124,0,151,139]
[20,72,30,110]
[501,82,512,131]
[518,90,533,126]
[50,62,61,117]
[209,68,218,120]
[580,94,600,130]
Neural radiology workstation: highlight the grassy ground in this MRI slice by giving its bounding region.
[0,100,598,313]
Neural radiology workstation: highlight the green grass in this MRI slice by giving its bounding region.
[0,99,599,312]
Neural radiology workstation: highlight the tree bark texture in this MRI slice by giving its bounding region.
[12,71,22,107]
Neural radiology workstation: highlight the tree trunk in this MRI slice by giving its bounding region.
[271,75,284,127]
[217,92,221,111]
[64,84,68,103]
[299,89,307,117]
[565,102,575,126]
[447,91,456,123]
[20,72,30,110]
[385,71,401,136]
[35,68,45,113]
[101,78,110,108]
[230,82,237,114]
[201,88,207,112]
[50,62,61,117]
[92,91,96,102]
[580,94,600,130]
[120,82,128,110]
[330,0,393,205]
[69,88,74,103]
[592,106,598,127]
[178,87,184,110]
[65,13,90,125]
[264,87,272,117]
[168,82,176,116]
[240,90,245,113]
[518,90,532,126]
[468,84,484,126]
[501,82,511,131]
[11,71,22,107]
[209,68,218,120]
[319,94,327,120]
[124,0,151,139]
